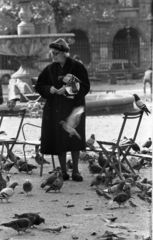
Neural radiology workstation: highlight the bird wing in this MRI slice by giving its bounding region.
[66,106,84,128]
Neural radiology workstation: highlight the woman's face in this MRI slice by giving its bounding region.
[51,50,66,64]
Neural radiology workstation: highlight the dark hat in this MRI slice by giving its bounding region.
[49,38,70,52]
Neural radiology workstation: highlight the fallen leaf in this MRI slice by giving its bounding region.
[65,204,75,208]
[84,207,93,210]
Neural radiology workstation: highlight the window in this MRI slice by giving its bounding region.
[118,0,133,7]
[111,63,122,70]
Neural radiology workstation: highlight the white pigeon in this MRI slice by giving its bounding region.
[0,182,18,202]
[60,106,84,139]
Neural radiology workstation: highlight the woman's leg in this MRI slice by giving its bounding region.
[71,151,80,173]
[58,152,69,180]
[71,151,83,181]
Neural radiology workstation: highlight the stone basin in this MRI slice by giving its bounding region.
[0,92,135,116]
[85,93,135,115]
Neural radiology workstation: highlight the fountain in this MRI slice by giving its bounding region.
[0,0,74,96]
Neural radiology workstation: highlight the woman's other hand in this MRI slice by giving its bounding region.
[50,86,57,94]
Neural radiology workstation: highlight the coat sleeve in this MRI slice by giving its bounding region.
[35,66,52,99]
[73,61,90,100]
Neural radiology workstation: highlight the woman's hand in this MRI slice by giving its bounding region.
[50,86,57,94]
[56,86,66,95]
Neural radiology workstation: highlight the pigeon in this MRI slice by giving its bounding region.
[7,150,19,167]
[103,181,125,195]
[86,134,95,149]
[46,171,64,192]
[98,152,110,168]
[129,138,140,153]
[132,158,144,172]
[2,162,15,173]
[88,159,103,175]
[1,218,31,234]
[135,182,152,192]
[17,159,26,167]
[66,159,73,171]
[146,188,152,198]
[41,171,58,188]
[129,200,137,208]
[133,94,151,115]
[145,197,152,204]
[13,212,45,227]
[0,171,8,191]
[90,174,104,188]
[113,190,131,207]
[23,179,33,195]
[142,138,152,149]
[34,151,50,166]
[0,182,18,202]
[103,192,112,200]
[19,163,37,173]
[60,106,84,139]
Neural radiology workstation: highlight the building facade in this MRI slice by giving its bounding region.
[66,0,152,78]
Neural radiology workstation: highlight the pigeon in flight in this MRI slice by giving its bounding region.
[133,94,151,115]
[60,106,84,139]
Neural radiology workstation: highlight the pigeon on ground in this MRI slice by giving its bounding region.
[86,134,95,150]
[34,150,50,166]
[129,200,137,208]
[7,150,19,167]
[19,163,37,173]
[0,182,18,202]
[133,94,151,115]
[90,174,104,188]
[145,197,152,204]
[41,171,58,188]
[1,218,31,234]
[23,179,33,195]
[98,152,110,168]
[142,137,152,149]
[46,171,63,192]
[135,182,151,192]
[103,181,125,196]
[146,188,152,198]
[113,190,131,207]
[132,158,144,172]
[17,159,26,167]
[60,106,84,139]
[66,159,73,171]
[0,171,8,191]
[88,159,103,175]
[103,192,112,200]
[2,162,15,173]
[129,138,141,153]
[13,212,45,227]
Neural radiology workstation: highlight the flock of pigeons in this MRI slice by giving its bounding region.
[0,93,151,235]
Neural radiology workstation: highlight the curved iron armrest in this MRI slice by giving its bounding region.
[22,123,41,141]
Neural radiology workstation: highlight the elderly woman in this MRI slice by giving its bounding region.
[35,38,90,181]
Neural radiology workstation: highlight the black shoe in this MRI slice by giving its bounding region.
[62,173,70,181]
[72,172,83,182]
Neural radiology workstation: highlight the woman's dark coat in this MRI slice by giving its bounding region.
[35,57,90,155]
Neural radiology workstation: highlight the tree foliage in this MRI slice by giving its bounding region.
[0,0,119,34]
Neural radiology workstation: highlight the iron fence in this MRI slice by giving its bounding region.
[0,39,151,84]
